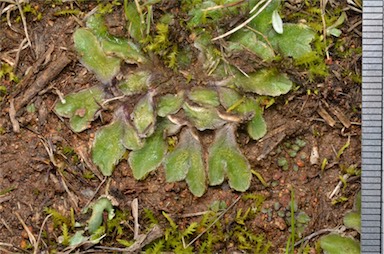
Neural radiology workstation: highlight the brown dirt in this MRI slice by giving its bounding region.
[0,1,361,253]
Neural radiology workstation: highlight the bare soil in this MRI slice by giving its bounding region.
[0,1,361,253]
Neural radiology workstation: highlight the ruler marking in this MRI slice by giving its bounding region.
[364,1,382,250]
[362,3,383,252]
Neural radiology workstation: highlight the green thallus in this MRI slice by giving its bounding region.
[55,0,315,196]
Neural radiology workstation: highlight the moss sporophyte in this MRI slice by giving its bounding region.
[55,0,316,197]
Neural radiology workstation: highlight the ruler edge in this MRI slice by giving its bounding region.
[362,0,384,253]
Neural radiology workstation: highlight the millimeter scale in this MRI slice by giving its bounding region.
[362,0,384,253]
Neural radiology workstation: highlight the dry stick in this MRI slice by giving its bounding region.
[77,147,104,181]
[212,0,272,41]
[9,99,20,133]
[4,4,15,30]
[294,226,345,247]
[0,242,29,253]
[0,2,4,14]
[95,224,163,253]
[101,95,126,106]
[329,174,349,199]
[34,214,52,254]
[185,195,242,248]
[1,218,13,234]
[249,0,267,14]
[0,195,12,204]
[13,37,28,71]
[58,171,80,211]
[132,198,140,240]
[181,211,210,218]
[245,25,275,53]
[61,234,106,254]
[15,212,37,247]
[0,53,15,66]
[134,0,145,26]
[12,44,54,95]
[0,0,16,4]
[0,247,12,254]
[347,20,362,32]
[40,137,57,166]
[14,51,71,113]
[15,0,31,48]
[41,136,80,211]
[320,0,330,60]
[202,0,245,11]
[82,177,107,211]
[0,2,17,29]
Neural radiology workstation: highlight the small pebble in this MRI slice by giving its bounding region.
[310,146,319,165]
[296,159,305,167]
[273,171,282,180]
[274,217,287,230]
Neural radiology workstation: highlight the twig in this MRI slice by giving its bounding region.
[0,242,29,253]
[5,6,13,28]
[320,0,330,60]
[294,226,346,247]
[95,224,163,253]
[77,146,104,181]
[41,136,81,211]
[34,214,52,254]
[53,87,66,104]
[134,0,145,26]
[249,0,267,14]
[347,20,362,33]
[82,177,107,212]
[14,37,28,71]
[212,0,272,41]
[132,198,140,240]
[202,0,245,11]
[9,99,20,133]
[1,218,13,234]
[101,95,125,106]
[0,0,16,4]
[180,211,210,218]
[0,195,12,204]
[61,234,106,254]
[15,212,37,247]
[329,174,349,199]
[185,195,242,248]
[0,53,15,66]
[0,247,12,254]
[14,50,71,113]
[40,137,57,166]
[15,0,32,48]
[245,25,275,53]
[58,171,80,211]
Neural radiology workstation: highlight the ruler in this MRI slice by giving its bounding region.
[362,0,384,253]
